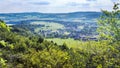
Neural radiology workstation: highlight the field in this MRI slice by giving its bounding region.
[46,38,109,53]
[30,21,65,32]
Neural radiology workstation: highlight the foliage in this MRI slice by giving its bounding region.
[0,57,7,68]
[97,2,120,42]
[0,27,119,67]
[23,48,71,68]
[0,19,10,32]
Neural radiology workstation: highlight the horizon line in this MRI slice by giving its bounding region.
[0,11,102,14]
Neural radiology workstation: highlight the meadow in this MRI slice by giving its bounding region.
[46,38,110,53]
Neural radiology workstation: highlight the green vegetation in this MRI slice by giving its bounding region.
[30,21,65,33]
[0,2,120,68]
[46,38,109,49]
[98,3,120,42]
[0,20,10,32]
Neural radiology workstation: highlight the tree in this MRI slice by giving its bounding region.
[0,57,7,68]
[97,2,120,42]
[0,20,10,32]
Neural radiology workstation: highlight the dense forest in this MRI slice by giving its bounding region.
[0,2,120,68]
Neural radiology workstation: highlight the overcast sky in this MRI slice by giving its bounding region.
[0,0,119,13]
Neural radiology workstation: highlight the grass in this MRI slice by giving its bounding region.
[46,38,109,53]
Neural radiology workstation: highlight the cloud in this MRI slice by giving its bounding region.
[67,2,81,6]
[0,0,118,13]
[30,2,50,5]
[86,0,96,1]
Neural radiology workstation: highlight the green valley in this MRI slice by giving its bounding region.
[0,2,120,68]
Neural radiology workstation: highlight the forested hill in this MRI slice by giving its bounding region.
[0,12,101,24]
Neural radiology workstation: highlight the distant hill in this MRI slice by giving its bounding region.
[0,12,101,40]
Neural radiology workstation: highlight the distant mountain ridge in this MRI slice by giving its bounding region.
[0,11,101,14]
[0,11,101,23]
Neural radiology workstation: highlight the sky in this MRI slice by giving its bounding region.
[0,0,119,13]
